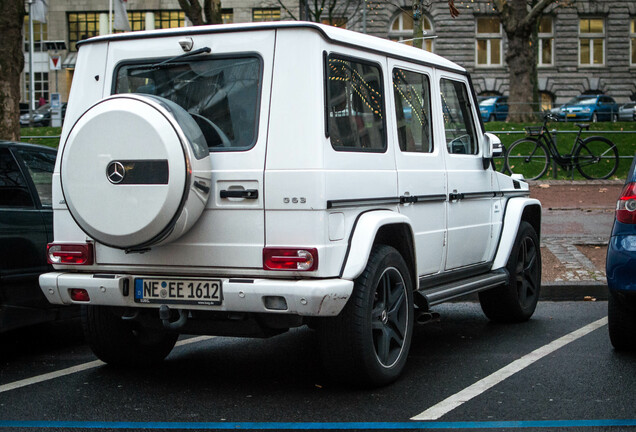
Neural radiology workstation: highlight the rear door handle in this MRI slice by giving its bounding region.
[220,189,259,199]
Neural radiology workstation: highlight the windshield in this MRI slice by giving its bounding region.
[479,97,497,106]
[115,56,262,151]
[566,96,597,106]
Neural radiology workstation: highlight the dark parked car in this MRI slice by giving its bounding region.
[479,96,508,122]
[556,95,618,122]
[19,103,67,127]
[0,141,75,332]
[618,103,636,122]
[606,154,636,350]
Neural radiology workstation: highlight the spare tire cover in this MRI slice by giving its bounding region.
[61,94,212,250]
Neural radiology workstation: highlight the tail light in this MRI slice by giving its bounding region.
[47,243,94,265]
[616,182,636,224]
[263,248,318,271]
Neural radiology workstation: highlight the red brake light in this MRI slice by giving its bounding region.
[616,182,636,224]
[47,243,94,265]
[263,248,318,271]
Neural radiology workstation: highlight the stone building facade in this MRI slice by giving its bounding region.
[22,0,636,108]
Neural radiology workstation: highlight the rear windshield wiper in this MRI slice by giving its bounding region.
[145,46,212,70]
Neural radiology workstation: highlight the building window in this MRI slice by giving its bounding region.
[126,11,146,31]
[68,12,101,51]
[538,16,553,66]
[539,92,554,111]
[154,11,185,29]
[476,17,502,66]
[579,18,604,66]
[252,8,281,22]
[222,9,233,24]
[631,18,636,66]
[23,16,48,52]
[24,72,49,105]
[388,11,434,52]
[112,11,146,33]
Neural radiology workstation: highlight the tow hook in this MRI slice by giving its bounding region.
[159,305,188,330]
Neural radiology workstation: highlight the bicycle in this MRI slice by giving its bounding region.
[504,113,619,180]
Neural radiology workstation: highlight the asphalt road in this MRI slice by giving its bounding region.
[1,300,635,432]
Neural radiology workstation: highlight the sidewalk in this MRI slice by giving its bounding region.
[529,179,623,300]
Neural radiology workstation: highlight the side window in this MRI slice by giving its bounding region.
[15,149,55,207]
[326,55,386,152]
[0,149,34,208]
[392,68,433,153]
[440,78,478,155]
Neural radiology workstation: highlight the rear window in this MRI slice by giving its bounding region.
[114,56,262,151]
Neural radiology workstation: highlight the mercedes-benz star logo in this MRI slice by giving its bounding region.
[106,161,126,184]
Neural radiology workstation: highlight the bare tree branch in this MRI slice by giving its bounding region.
[178,0,203,25]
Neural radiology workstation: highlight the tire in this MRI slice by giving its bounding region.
[574,137,619,180]
[479,221,541,323]
[505,138,550,181]
[82,305,178,366]
[608,291,636,351]
[318,245,414,387]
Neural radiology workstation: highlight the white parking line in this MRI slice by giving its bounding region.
[411,317,608,421]
[0,335,214,394]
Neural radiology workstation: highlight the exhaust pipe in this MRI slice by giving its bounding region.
[159,305,188,330]
[415,311,440,325]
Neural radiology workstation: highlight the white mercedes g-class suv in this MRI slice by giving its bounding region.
[40,22,541,387]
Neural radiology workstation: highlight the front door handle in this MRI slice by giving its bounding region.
[220,189,259,199]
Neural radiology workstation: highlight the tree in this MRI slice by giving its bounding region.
[492,0,561,122]
[0,0,26,141]
[275,0,364,27]
[178,0,222,25]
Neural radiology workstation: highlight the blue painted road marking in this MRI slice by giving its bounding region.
[1,420,636,429]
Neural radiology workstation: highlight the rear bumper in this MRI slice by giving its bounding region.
[606,235,636,293]
[39,272,353,317]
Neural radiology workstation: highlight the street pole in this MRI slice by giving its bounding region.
[28,0,35,125]
[109,0,113,34]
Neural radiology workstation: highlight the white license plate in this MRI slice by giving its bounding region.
[134,278,222,305]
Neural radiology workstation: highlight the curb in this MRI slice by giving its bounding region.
[528,179,625,186]
[540,281,608,301]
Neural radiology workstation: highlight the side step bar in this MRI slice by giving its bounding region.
[416,269,509,308]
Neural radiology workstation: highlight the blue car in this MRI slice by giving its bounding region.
[556,95,618,122]
[479,96,508,122]
[606,155,636,350]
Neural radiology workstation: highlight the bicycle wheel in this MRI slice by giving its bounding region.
[505,138,550,180]
[574,136,619,180]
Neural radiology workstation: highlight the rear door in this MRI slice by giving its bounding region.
[0,147,53,310]
[389,60,447,276]
[100,31,275,270]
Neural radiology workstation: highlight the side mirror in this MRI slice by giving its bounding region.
[482,132,503,169]
[485,132,503,157]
